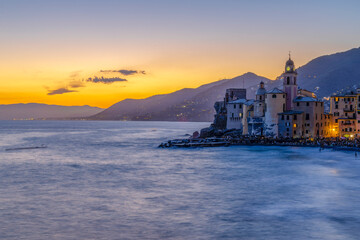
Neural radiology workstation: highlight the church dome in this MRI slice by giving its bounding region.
[256,81,266,95]
[286,58,294,66]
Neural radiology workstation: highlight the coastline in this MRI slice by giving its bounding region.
[159,137,360,153]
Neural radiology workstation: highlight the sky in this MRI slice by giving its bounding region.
[1,0,360,108]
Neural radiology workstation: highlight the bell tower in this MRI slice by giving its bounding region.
[283,52,298,111]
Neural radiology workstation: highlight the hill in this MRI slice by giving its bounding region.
[297,47,360,97]
[89,73,273,122]
[0,103,104,120]
[91,47,360,122]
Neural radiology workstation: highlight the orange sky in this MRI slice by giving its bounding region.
[1,1,359,108]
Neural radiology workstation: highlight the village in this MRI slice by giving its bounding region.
[160,55,360,151]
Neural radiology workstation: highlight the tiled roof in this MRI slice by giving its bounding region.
[266,88,284,94]
[228,99,254,106]
[228,98,247,104]
[293,96,320,102]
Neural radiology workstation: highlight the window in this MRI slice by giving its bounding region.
[272,94,276,98]
[306,102,309,106]
[287,77,290,84]
[234,104,236,109]
[316,102,318,106]
[287,115,289,120]
[335,105,338,109]
[239,104,242,109]
[231,113,234,118]
[281,115,284,120]
[306,113,310,120]
[294,115,297,120]
[294,77,297,85]
[283,104,285,112]
[306,130,309,134]
[315,114,317,120]
[297,102,299,107]
[293,124,297,128]
[335,119,338,123]
[283,95,285,98]
[294,130,296,135]
[286,128,289,132]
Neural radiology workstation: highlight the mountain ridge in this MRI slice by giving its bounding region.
[90,47,360,122]
[0,103,104,120]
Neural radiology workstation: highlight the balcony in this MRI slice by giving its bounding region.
[341,122,355,126]
[344,108,355,112]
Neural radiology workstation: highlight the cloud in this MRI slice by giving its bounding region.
[86,76,128,84]
[69,70,82,79]
[69,80,85,88]
[47,87,77,95]
[100,69,146,76]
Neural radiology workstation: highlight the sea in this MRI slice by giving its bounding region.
[0,120,359,240]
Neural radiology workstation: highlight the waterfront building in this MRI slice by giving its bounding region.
[330,90,360,137]
[224,55,331,138]
[264,88,286,137]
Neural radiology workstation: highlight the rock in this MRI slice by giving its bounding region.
[192,131,200,138]
[200,127,215,138]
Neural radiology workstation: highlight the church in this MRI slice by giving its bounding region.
[224,55,334,138]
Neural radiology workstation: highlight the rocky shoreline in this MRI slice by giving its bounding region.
[159,132,360,153]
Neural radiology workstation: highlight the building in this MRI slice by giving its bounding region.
[330,90,360,138]
[225,54,331,138]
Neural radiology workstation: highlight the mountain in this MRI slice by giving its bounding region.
[296,47,360,97]
[90,73,273,122]
[89,46,360,122]
[0,103,104,120]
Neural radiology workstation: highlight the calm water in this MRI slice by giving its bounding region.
[0,121,360,240]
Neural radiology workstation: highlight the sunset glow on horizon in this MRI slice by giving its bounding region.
[1,0,360,108]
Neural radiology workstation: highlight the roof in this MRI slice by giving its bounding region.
[293,96,320,102]
[278,110,303,115]
[228,98,247,104]
[266,88,284,94]
[244,100,254,106]
[286,58,294,66]
[256,87,267,95]
[228,99,254,106]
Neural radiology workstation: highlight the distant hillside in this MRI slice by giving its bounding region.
[297,47,360,97]
[0,103,104,120]
[90,73,273,122]
[88,46,360,122]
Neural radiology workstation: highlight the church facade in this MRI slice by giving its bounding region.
[224,55,335,138]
